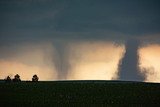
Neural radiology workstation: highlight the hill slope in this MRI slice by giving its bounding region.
[0,80,160,106]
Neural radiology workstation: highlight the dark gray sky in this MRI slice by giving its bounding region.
[1,0,160,42]
[0,0,160,81]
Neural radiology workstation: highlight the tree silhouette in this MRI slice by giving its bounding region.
[5,76,11,82]
[12,74,21,82]
[32,74,39,82]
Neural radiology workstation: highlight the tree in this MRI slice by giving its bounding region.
[12,74,21,82]
[32,74,39,82]
[5,76,11,82]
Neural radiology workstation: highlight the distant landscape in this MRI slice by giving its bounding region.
[0,80,160,106]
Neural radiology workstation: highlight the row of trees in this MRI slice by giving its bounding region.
[5,74,39,82]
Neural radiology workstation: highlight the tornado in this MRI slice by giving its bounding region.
[53,42,70,80]
[119,39,144,81]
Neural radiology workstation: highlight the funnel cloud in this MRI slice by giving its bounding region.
[53,41,71,80]
[119,39,144,81]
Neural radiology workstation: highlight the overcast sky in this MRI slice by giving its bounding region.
[1,0,160,41]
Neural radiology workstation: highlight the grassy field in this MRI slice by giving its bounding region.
[0,80,160,106]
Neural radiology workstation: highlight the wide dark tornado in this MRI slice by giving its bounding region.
[119,39,144,81]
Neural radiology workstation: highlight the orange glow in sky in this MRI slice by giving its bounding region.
[3,41,160,82]
[0,60,56,80]
[67,41,125,80]
[139,44,160,82]
[0,42,57,80]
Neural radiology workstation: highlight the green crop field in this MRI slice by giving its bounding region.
[0,80,160,106]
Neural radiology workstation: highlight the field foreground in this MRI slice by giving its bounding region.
[0,80,160,106]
